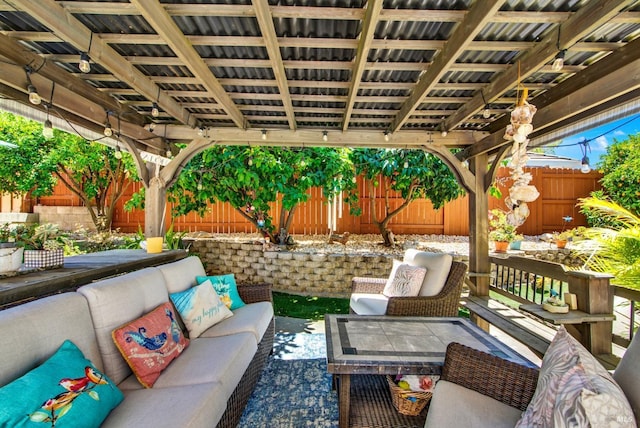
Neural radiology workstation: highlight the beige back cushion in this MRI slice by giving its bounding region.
[403,249,453,296]
[614,329,640,420]
[0,293,102,387]
[78,267,169,384]
[156,256,206,294]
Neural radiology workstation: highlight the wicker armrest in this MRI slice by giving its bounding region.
[441,342,539,411]
[237,282,273,304]
[351,277,387,293]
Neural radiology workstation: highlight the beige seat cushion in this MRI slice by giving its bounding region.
[424,380,523,428]
[200,301,274,343]
[403,250,453,296]
[614,330,640,420]
[349,293,389,315]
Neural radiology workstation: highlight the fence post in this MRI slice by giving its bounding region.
[567,270,614,355]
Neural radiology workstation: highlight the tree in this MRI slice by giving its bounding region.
[169,146,357,244]
[0,111,137,232]
[44,134,137,232]
[350,148,464,246]
[581,133,640,226]
[0,112,57,199]
[575,197,640,290]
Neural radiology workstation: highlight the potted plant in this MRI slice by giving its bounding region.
[0,223,24,274]
[21,223,68,269]
[489,209,519,253]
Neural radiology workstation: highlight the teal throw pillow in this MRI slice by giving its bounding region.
[0,340,123,427]
[196,274,246,310]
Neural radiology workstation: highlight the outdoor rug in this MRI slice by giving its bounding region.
[237,332,339,427]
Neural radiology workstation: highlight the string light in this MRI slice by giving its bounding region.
[261,129,267,140]
[114,145,122,159]
[103,112,113,137]
[441,130,448,137]
[79,32,93,73]
[25,67,41,105]
[552,50,566,72]
[403,160,409,169]
[480,91,490,119]
[384,131,390,142]
[580,140,591,174]
[322,131,328,142]
[151,102,159,118]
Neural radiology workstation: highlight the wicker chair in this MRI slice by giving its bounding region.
[350,260,467,317]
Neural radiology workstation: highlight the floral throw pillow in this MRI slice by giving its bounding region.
[196,274,246,310]
[170,279,233,338]
[112,302,189,388]
[0,340,123,428]
[383,261,427,297]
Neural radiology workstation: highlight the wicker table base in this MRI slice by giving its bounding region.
[349,375,427,428]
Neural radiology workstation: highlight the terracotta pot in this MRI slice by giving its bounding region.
[555,239,568,249]
[493,241,509,253]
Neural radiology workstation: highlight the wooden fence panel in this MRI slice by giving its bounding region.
[27,167,603,236]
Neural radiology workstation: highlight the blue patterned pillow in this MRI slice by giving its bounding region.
[196,274,246,310]
[171,279,234,338]
[0,340,123,427]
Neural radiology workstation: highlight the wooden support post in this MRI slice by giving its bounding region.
[567,270,614,355]
[468,154,491,332]
[144,166,167,238]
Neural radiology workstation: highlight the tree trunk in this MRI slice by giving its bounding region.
[368,178,417,246]
[234,207,276,242]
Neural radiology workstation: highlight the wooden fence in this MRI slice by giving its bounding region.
[7,166,601,235]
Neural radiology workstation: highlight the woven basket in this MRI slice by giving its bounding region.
[385,375,432,416]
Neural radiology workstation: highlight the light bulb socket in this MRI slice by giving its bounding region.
[581,156,590,173]
[79,52,91,73]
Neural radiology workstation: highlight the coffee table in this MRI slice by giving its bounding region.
[325,315,535,428]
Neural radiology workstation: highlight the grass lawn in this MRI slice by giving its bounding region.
[273,292,350,320]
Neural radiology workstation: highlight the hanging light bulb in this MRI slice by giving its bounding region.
[551,50,566,72]
[322,131,328,142]
[441,130,448,137]
[261,129,267,140]
[581,156,590,174]
[247,156,253,166]
[79,52,91,73]
[103,121,113,137]
[114,145,123,159]
[196,181,203,191]
[42,119,54,139]
[482,107,491,119]
[384,131,390,142]
[403,160,409,169]
[151,102,159,118]
[28,85,41,105]
[197,127,204,136]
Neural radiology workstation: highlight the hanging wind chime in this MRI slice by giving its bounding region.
[502,65,540,228]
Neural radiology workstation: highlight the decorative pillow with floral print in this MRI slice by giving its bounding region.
[383,261,427,297]
[0,340,123,428]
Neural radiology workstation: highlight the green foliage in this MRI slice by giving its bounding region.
[168,146,357,244]
[350,148,464,245]
[272,292,350,320]
[583,133,640,226]
[574,197,640,290]
[488,209,521,243]
[0,112,57,196]
[164,223,187,250]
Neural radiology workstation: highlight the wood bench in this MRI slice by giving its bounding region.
[464,295,619,370]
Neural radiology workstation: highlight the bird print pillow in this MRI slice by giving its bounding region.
[112,302,189,388]
[170,279,233,338]
[0,340,123,428]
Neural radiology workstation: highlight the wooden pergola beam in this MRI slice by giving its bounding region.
[130,0,246,129]
[444,0,636,132]
[0,33,145,127]
[389,0,504,132]
[342,0,383,131]
[457,36,640,161]
[252,0,296,130]
[8,0,196,128]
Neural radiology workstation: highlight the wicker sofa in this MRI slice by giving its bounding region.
[0,256,274,428]
[425,330,640,427]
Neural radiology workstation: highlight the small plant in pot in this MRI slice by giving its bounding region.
[0,223,25,274]
[21,223,69,269]
[489,209,519,253]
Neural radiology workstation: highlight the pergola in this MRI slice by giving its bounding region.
[0,0,639,297]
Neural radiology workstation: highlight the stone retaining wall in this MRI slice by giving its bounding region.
[187,238,584,297]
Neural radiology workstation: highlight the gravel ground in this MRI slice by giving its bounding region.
[187,232,554,258]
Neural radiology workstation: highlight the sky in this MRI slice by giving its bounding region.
[545,114,640,166]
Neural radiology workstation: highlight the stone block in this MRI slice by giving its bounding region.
[236,261,251,269]
[292,253,310,262]
[240,243,257,251]
[263,251,279,259]
[310,254,327,262]
[277,252,293,260]
[236,250,249,257]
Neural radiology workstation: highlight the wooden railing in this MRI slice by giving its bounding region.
[612,285,640,348]
[488,255,615,356]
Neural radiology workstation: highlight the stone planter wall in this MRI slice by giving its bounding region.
[187,238,395,297]
[519,248,584,268]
